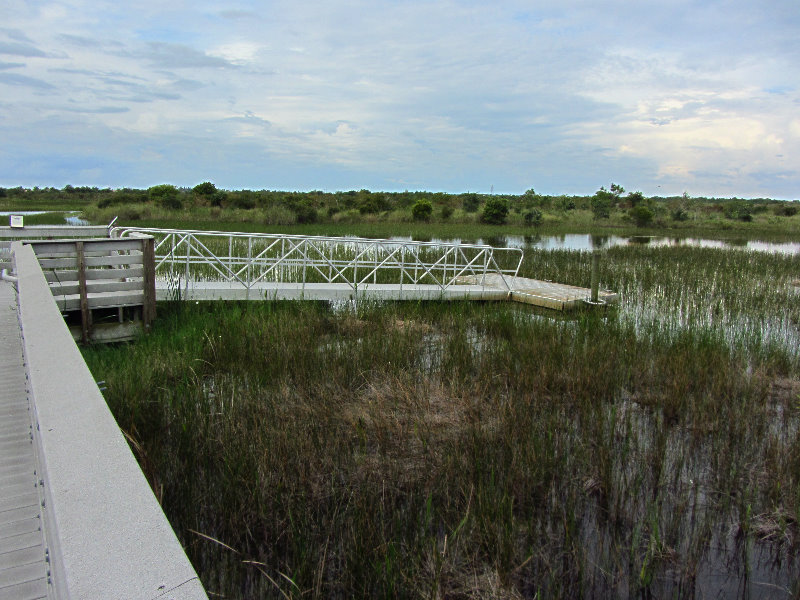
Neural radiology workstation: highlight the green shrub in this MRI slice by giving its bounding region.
[462,193,480,213]
[523,208,543,226]
[293,199,318,224]
[773,203,798,217]
[192,181,217,196]
[148,184,182,210]
[671,208,689,221]
[724,201,753,222]
[629,205,654,227]
[591,188,613,220]
[411,199,433,221]
[481,198,508,225]
[440,205,454,220]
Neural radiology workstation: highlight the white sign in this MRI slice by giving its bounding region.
[9,214,24,228]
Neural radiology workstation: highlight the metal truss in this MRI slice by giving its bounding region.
[113,227,523,295]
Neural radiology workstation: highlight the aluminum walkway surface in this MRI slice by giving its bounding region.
[0,279,49,600]
[159,278,618,311]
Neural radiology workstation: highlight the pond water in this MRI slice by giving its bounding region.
[0,210,89,226]
[395,234,800,255]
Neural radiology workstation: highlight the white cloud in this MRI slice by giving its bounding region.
[0,0,797,196]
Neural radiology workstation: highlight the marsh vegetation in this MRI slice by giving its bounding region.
[81,244,800,598]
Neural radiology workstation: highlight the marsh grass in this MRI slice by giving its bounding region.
[83,246,800,599]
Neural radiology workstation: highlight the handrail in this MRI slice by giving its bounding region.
[113,227,524,295]
[11,241,207,600]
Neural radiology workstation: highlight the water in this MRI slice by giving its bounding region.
[0,210,89,226]
[393,234,800,255]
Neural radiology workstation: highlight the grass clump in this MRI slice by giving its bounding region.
[83,246,800,598]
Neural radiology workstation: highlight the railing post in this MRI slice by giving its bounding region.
[184,235,191,299]
[590,249,600,303]
[75,241,91,343]
[247,237,252,301]
[142,236,156,331]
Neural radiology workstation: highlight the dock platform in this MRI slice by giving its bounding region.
[156,276,618,310]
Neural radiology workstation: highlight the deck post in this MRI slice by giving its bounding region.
[76,241,91,343]
[590,249,600,303]
[142,236,156,330]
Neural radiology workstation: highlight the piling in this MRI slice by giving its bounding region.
[590,249,600,303]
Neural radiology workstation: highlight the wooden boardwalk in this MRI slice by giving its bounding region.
[0,279,50,600]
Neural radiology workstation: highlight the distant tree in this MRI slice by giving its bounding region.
[555,196,576,211]
[148,184,182,209]
[591,187,613,220]
[440,205,454,220]
[627,191,645,208]
[523,208,543,226]
[629,204,654,227]
[462,193,480,213]
[671,207,689,221]
[724,201,753,222]
[412,199,433,221]
[193,181,217,196]
[481,198,509,225]
[773,203,798,217]
[293,199,318,223]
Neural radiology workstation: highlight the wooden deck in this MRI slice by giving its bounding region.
[0,280,50,600]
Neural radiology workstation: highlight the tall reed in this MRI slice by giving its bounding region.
[83,246,800,598]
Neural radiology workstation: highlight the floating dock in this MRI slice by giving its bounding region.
[157,276,617,311]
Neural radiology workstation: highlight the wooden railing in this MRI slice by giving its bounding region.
[25,236,156,343]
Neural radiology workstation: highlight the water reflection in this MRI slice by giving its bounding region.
[403,233,800,255]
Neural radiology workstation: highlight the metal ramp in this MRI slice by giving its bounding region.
[113,227,524,301]
[113,228,616,310]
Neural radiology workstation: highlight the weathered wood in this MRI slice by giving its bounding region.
[142,236,156,330]
[37,254,143,269]
[49,280,146,296]
[76,242,91,343]
[52,291,146,311]
[28,238,143,255]
[44,267,145,283]
[0,225,109,239]
[590,250,600,303]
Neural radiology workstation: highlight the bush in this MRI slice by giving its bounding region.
[148,184,182,209]
[629,205,654,227]
[440,205,454,220]
[773,203,798,217]
[462,193,480,213]
[411,199,433,221]
[671,208,689,221]
[724,201,753,222]
[293,199,318,224]
[591,188,613,220]
[556,197,576,211]
[481,198,509,225]
[228,191,257,210]
[523,208,543,226]
[193,181,217,196]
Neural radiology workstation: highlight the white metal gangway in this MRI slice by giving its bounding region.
[112,227,524,301]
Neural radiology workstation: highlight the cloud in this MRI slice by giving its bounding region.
[0,41,48,58]
[0,72,55,90]
[0,0,797,197]
[137,42,238,69]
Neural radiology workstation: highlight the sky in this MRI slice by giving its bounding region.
[0,1,798,198]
